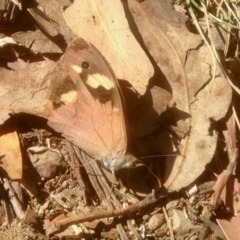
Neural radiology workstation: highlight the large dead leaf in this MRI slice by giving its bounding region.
[166,46,232,190]
[63,0,154,95]
[128,0,232,190]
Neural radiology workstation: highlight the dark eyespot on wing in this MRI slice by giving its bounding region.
[81,61,90,69]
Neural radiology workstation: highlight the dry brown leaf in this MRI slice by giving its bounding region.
[0,37,25,59]
[33,0,75,44]
[0,120,22,179]
[216,176,240,239]
[0,36,17,47]
[63,0,154,95]
[217,217,240,240]
[217,176,240,217]
[128,0,232,190]
[164,49,232,190]
[128,0,198,113]
[7,58,27,71]
[12,30,63,54]
[0,60,56,124]
[28,8,59,37]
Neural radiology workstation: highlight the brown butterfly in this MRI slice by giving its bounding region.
[47,38,136,173]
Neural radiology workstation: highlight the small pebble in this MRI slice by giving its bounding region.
[147,213,165,231]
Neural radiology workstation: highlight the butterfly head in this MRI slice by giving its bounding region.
[101,152,136,173]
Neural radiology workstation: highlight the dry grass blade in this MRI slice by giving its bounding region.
[186,0,240,95]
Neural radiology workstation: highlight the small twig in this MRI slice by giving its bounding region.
[190,0,240,29]
[2,178,24,219]
[186,0,217,86]
[46,190,162,236]
[199,216,225,239]
[127,219,143,240]
[187,0,240,95]
[181,199,225,238]
[0,180,14,226]
[72,147,142,239]
[66,142,88,204]
[233,104,240,132]
[162,202,175,240]
[117,223,130,240]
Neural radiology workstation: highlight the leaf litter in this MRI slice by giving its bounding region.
[0,0,239,239]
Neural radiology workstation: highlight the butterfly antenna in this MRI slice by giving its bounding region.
[136,159,162,188]
[138,153,185,159]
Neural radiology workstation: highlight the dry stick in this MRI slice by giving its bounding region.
[116,224,130,240]
[198,216,225,239]
[66,142,88,204]
[87,154,135,240]
[2,178,24,219]
[46,190,160,236]
[76,148,142,239]
[182,199,225,238]
[162,203,174,240]
[73,146,116,209]
[127,220,143,240]
[0,179,14,226]
[73,146,103,197]
[89,155,122,208]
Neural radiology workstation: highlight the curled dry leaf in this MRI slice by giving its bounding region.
[63,0,154,95]
[128,0,232,190]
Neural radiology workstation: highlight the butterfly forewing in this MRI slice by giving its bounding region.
[47,38,127,161]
